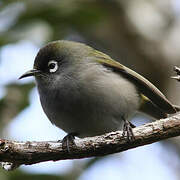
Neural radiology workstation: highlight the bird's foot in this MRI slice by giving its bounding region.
[61,132,77,152]
[122,119,135,141]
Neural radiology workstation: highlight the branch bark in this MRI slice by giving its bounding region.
[0,113,180,170]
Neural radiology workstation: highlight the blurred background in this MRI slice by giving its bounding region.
[0,0,180,179]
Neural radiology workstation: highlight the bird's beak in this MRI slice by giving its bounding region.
[19,69,41,79]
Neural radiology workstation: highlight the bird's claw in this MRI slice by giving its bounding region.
[62,132,77,152]
[122,119,135,141]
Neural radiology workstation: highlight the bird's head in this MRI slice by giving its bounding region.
[19,40,94,87]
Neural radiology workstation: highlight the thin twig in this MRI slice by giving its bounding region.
[172,66,180,81]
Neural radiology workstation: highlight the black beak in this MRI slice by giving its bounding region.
[19,69,41,79]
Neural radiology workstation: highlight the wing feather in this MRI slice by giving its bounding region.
[94,51,176,114]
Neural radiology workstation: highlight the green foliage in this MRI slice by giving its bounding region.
[0,83,34,130]
[0,169,66,180]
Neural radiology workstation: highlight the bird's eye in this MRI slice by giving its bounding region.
[48,60,58,73]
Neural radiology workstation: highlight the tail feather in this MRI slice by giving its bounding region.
[139,98,168,119]
[139,94,179,119]
[173,105,180,112]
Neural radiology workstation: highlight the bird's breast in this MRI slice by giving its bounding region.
[37,65,140,137]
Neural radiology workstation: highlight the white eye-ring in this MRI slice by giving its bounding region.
[48,60,58,73]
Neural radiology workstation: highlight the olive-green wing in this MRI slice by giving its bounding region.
[94,50,176,114]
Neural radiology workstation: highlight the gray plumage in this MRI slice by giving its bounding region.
[20,40,178,138]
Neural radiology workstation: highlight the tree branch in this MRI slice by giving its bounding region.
[0,113,180,170]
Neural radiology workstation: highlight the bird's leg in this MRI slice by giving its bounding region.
[61,132,77,152]
[122,118,135,141]
[129,121,136,128]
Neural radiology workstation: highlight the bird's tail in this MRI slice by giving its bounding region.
[173,105,180,112]
[139,95,180,119]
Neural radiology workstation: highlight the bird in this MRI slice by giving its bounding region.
[19,40,178,144]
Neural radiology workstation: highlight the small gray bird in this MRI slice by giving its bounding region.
[20,40,178,142]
